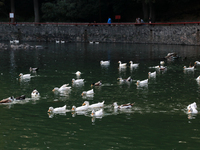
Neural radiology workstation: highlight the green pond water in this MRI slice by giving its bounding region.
[1,42,200,150]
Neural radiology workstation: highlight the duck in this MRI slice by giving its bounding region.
[89,41,93,44]
[75,71,81,76]
[30,67,39,72]
[91,81,102,86]
[31,89,40,97]
[91,109,103,117]
[187,102,197,109]
[82,101,104,109]
[61,40,65,44]
[113,102,134,109]
[19,73,31,78]
[100,60,110,65]
[14,40,19,44]
[149,65,160,69]
[195,61,200,66]
[118,61,127,67]
[81,89,94,96]
[117,76,132,82]
[52,84,71,92]
[183,66,194,71]
[129,61,139,68]
[56,40,60,43]
[196,76,200,82]
[165,52,179,59]
[15,95,26,100]
[148,71,156,78]
[71,103,89,111]
[136,79,148,87]
[95,41,99,44]
[72,78,84,84]
[48,105,67,113]
[159,66,167,71]
[0,96,15,103]
[160,61,165,65]
[187,102,198,114]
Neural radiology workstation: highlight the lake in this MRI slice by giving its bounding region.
[1,42,200,150]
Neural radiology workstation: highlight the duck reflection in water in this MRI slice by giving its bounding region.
[188,113,197,120]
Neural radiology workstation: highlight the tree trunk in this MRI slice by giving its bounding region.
[149,1,155,23]
[142,0,148,22]
[11,0,15,23]
[33,0,40,23]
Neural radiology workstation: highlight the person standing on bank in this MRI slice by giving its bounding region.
[107,17,111,26]
[149,17,152,23]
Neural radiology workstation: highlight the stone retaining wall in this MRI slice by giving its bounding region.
[0,24,200,45]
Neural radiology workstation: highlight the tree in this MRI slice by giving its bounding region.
[33,0,40,22]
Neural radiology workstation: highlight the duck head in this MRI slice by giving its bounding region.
[81,91,86,96]
[52,87,59,92]
[48,107,54,113]
[82,101,89,106]
[19,73,23,76]
[72,106,76,111]
[91,110,95,116]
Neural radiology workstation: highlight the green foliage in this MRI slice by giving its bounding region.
[41,0,100,22]
[0,0,198,22]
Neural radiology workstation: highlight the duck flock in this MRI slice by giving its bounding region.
[0,52,199,120]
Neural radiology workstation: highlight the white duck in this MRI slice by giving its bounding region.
[81,89,94,96]
[30,67,39,72]
[196,76,200,82]
[136,79,148,87]
[117,76,132,82]
[52,84,71,92]
[159,66,167,71]
[48,105,66,113]
[148,71,156,78]
[31,89,40,97]
[187,102,198,114]
[19,73,31,78]
[118,61,127,67]
[91,109,103,117]
[183,66,194,71]
[61,40,65,43]
[160,61,165,65]
[195,61,200,65]
[150,65,160,69]
[100,60,110,65]
[72,103,89,111]
[72,78,84,84]
[14,40,19,44]
[187,102,197,109]
[129,61,139,68]
[113,102,134,109]
[82,101,104,109]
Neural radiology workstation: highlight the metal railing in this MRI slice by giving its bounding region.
[0,21,200,26]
